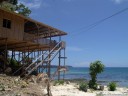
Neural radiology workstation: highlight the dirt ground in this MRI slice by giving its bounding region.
[0,74,48,96]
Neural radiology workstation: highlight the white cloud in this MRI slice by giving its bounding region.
[112,0,128,4]
[19,0,42,9]
[67,46,83,51]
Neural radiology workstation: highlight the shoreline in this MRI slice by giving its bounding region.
[56,78,126,87]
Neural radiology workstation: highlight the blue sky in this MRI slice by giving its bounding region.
[20,0,128,67]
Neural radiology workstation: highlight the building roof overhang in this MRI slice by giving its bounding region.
[0,8,67,38]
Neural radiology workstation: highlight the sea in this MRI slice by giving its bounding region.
[50,67,128,87]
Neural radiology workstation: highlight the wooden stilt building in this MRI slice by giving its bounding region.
[0,8,67,79]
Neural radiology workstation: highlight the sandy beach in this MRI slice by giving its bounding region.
[50,82,128,96]
[0,74,128,96]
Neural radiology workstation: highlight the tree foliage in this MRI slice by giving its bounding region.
[10,0,18,5]
[89,60,105,89]
[0,1,14,11]
[16,3,31,17]
[0,0,31,17]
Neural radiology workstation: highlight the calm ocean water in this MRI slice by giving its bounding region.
[51,67,128,87]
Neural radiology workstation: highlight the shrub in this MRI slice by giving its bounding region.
[0,83,5,91]
[79,82,88,92]
[21,81,28,88]
[53,81,58,86]
[108,82,116,91]
[59,80,64,85]
[10,58,19,67]
[53,80,64,86]
[96,92,104,96]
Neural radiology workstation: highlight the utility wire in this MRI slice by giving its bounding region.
[70,7,128,36]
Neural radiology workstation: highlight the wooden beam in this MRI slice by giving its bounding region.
[0,41,27,48]
[7,41,27,46]
[17,45,49,52]
[13,44,39,50]
[0,38,7,41]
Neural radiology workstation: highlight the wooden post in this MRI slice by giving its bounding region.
[34,51,35,59]
[42,50,44,73]
[4,38,7,72]
[48,36,51,78]
[31,51,33,59]
[58,36,61,81]
[11,49,14,59]
[21,52,23,64]
[39,48,41,73]
[18,51,20,61]
[37,47,40,73]
[47,29,52,96]
[63,48,66,80]
[14,51,16,60]
[23,51,25,64]
[22,43,26,65]
[28,47,29,60]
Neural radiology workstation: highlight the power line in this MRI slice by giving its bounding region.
[70,7,128,36]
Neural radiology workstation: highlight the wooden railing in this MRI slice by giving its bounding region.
[23,33,57,46]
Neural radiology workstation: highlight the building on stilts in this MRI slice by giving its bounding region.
[0,8,67,80]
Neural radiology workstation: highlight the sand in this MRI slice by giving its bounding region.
[50,83,128,96]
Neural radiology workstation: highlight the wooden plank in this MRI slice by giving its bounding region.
[15,45,50,52]
[12,44,39,50]
[0,41,27,48]
[0,38,7,40]
[0,10,24,41]
[58,57,67,59]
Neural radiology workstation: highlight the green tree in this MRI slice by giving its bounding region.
[9,0,18,5]
[0,0,17,11]
[88,60,105,89]
[0,1,15,11]
[0,0,31,17]
[16,3,31,17]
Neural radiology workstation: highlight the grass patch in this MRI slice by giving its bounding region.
[53,80,64,86]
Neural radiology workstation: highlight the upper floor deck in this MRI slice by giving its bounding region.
[0,8,67,52]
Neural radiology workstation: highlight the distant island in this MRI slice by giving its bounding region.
[39,65,73,68]
[51,65,73,68]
